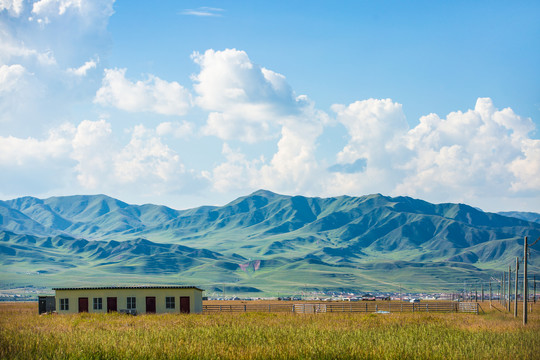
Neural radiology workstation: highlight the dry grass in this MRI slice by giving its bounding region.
[1,301,539,359]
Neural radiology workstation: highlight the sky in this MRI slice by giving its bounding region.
[1,0,539,212]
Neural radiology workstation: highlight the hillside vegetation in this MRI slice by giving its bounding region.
[1,302,539,360]
[1,190,539,293]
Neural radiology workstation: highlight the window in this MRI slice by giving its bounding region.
[166,297,175,309]
[93,297,103,310]
[60,298,69,311]
[127,297,136,310]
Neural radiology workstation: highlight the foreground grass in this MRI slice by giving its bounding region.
[1,302,539,359]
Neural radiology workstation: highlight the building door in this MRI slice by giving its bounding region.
[38,298,47,314]
[78,297,89,313]
[180,296,190,314]
[107,297,117,312]
[146,296,156,313]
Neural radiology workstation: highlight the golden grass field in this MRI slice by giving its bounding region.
[1,301,539,359]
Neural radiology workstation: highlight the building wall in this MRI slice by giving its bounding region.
[54,288,203,314]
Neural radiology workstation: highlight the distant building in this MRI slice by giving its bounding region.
[52,286,204,314]
[38,296,56,314]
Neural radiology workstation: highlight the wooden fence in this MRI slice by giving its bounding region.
[203,302,478,314]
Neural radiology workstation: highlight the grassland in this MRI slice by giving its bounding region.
[1,301,539,359]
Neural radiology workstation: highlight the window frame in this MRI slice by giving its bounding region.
[165,296,175,309]
[93,297,103,310]
[127,297,136,310]
[60,298,69,311]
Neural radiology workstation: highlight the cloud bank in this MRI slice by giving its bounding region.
[0,3,538,214]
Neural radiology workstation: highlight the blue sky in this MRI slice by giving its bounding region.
[1,0,539,212]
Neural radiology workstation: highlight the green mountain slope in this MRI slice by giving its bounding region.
[1,190,539,294]
[499,211,540,225]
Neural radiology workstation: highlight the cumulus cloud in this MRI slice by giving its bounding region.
[0,123,74,165]
[0,28,57,66]
[207,144,263,192]
[0,118,198,197]
[95,68,192,116]
[509,139,540,192]
[321,97,540,206]
[332,98,409,165]
[156,121,194,138]
[29,0,114,25]
[70,119,114,188]
[395,98,538,200]
[0,0,24,16]
[0,64,26,93]
[192,48,309,142]
[67,58,97,76]
[114,125,185,184]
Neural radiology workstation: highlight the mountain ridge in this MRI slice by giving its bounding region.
[1,190,539,294]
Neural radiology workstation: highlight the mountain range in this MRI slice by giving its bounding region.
[1,190,539,295]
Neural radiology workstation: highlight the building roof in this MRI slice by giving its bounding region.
[53,285,204,291]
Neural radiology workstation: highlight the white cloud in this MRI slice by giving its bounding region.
[0,123,74,165]
[259,120,323,193]
[0,118,199,198]
[332,98,409,165]
[114,125,185,184]
[320,98,411,196]
[71,119,114,188]
[209,144,263,192]
[394,98,537,201]
[30,0,114,25]
[0,0,23,16]
[0,64,26,93]
[67,58,97,76]
[95,68,192,116]
[0,28,57,66]
[181,7,224,17]
[509,139,540,192]
[156,121,194,138]
[192,48,307,142]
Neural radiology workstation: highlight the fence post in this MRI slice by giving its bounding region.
[481,283,484,302]
[514,257,519,317]
[489,282,492,308]
[524,236,528,325]
[508,265,512,312]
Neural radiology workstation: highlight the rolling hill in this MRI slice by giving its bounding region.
[1,190,539,295]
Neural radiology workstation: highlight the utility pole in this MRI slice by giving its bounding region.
[523,236,539,325]
[524,236,528,325]
[514,257,519,317]
[481,282,484,302]
[475,287,478,303]
[489,281,492,308]
[502,271,506,309]
[508,265,512,312]
[503,271,506,308]
[534,275,537,305]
